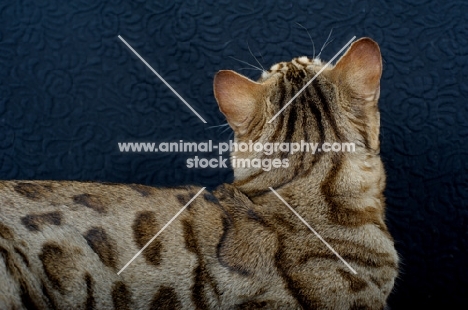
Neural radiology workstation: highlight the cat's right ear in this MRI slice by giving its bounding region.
[332,37,382,102]
[214,70,263,134]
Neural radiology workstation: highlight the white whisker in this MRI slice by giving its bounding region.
[318,28,334,58]
[237,67,264,71]
[247,41,265,72]
[221,126,232,135]
[229,56,263,72]
[206,123,230,129]
[258,49,266,65]
[296,22,316,59]
[322,39,334,52]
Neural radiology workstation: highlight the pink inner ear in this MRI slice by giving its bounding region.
[213,70,262,129]
[333,38,382,99]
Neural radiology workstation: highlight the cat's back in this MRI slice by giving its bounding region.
[0,180,200,215]
[0,180,213,255]
[0,180,225,310]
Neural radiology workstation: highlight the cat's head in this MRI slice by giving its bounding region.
[214,38,383,193]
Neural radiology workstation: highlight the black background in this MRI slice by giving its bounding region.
[1,0,467,308]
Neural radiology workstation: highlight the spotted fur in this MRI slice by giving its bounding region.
[0,38,397,309]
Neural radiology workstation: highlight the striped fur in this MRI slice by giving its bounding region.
[0,37,397,309]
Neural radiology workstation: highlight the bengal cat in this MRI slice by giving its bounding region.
[0,37,398,309]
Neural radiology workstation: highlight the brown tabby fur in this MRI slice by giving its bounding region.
[0,38,398,309]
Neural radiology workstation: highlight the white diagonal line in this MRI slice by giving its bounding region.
[268,36,356,123]
[269,187,357,274]
[117,35,207,124]
[117,187,206,275]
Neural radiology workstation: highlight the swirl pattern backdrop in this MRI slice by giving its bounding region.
[0,0,467,307]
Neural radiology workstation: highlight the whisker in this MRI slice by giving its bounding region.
[318,28,334,58]
[221,126,232,135]
[247,41,265,72]
[295,22,316,59]
[229,56,263,72]
[322,39,334,53]
[237,67,264,71]
[206,123,230,129]
[258,49,266,65]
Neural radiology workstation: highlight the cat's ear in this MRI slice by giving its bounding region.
[214,70,263,134]
[332,38,382,151]
[332,37,382,102]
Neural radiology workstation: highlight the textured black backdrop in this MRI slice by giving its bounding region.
[1,0,467,308]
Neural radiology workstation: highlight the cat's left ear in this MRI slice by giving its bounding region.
[214,70,264,135]
[331,37,382,102]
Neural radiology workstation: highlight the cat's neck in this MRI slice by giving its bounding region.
[232,152,385,214]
